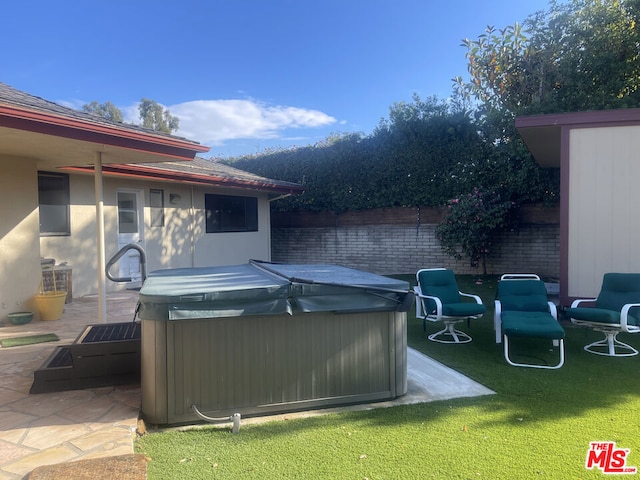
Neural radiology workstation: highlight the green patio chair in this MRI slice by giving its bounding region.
[495,274,565,369]
[566,273,640,357]
[414,268,485,343]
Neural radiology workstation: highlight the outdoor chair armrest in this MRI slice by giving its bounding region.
[413,286,444,320]
[413,286,422,317]
[460,292,483,305]
[418,294,443,320]
[548,301,558,320]
[620,302,640,332]
[494,300,503,343]
[461,291,484,319]
[570,298,597,308]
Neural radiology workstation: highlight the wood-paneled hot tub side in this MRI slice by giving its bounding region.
[138,262,411,426]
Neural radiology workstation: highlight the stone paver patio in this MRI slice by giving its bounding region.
[0,292,141,479]
[0,290,493,479]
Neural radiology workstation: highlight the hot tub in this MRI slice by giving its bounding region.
[138,261,412,426]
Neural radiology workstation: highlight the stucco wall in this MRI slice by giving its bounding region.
[40,174,273,297]
[0,156,41,318]
[191,185,272,268]
[271,206,560,278]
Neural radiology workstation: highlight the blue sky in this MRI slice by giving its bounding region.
[3,0,550,158]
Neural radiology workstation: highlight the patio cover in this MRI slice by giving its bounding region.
[0,82,210,323]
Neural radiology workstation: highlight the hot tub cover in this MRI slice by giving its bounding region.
[138,261,412,320]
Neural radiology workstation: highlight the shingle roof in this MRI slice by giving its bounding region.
[134,157,305,194]
[66,157,304,195]
[0,81,196,143]
[1,82,303,194]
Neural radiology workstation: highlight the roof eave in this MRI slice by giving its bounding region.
[0,104,210,161]
[516,108,640,168]
[63,164,306,195]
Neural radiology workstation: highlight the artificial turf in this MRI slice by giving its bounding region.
[136,275,640,479]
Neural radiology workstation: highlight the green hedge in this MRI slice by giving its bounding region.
[223,98,559,213]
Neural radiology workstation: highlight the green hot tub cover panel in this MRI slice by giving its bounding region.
[138,262,412,320]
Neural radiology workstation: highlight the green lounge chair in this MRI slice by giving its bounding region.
[414,268,485,343]
[566,273,640,357]
[495,274,565,369]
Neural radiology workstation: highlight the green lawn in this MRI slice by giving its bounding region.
[136,275,640,479]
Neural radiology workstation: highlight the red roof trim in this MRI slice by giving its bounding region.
[515,108,640,129]
[0,104,210,160]
[63,164,306,195]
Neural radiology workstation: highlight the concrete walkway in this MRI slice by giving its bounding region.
[0,291,493,479]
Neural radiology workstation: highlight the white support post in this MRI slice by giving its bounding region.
[94,152,107,323]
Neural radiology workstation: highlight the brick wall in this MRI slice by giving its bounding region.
[271,205,560,278]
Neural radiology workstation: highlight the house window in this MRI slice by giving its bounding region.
[38,172,70,236]
[150,189,164,227]
[205,194,258,233]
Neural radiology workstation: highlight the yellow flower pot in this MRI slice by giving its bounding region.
[34,292,67,321]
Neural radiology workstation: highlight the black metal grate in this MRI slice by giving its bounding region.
[80,322,141,343]
[47,347,72,368]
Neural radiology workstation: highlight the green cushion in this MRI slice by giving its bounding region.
[418,269,460,305]
[502,311,565,339]
[442,302,486,317]
[497,280,550,312]
[566,307,640,326]
[418,270,485,317]
[595,273,640,312]
[419,270,460,314]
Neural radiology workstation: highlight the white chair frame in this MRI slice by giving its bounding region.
[569,298,640,357]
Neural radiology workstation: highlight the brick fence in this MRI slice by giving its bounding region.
[271,205,560,278]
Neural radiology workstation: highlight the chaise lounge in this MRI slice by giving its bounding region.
[494,274,565,369]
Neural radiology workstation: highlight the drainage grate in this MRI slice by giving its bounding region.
[79,322,141,343]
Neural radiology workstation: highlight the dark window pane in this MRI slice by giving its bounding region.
[150,189,164,227]
[38,172,70,236]
[205,194,258,233]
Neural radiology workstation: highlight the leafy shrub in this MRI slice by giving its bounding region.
[436,187,514,273]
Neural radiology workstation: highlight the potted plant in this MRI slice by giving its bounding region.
[33,265,67,321]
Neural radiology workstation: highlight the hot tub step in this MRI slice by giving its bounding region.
[30,322,141,394]
[47,346,73,368]
[76,322,140,343]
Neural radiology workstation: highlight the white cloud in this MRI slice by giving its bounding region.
[122,99,336,147]
[69,97,336,150]
[170,99,336,146]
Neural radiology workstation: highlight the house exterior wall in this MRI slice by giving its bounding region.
[0,156,41,318]
[40,174,273,297]
[190,185,272,267]
[568,125,640,297]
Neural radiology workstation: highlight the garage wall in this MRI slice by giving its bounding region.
[568,126,640,297]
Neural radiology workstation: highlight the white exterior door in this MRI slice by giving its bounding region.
[117,189,145,287]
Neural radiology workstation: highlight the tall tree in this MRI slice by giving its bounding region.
[138,98,180,134]
[459,0,640,116]
[82,101,123,122]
